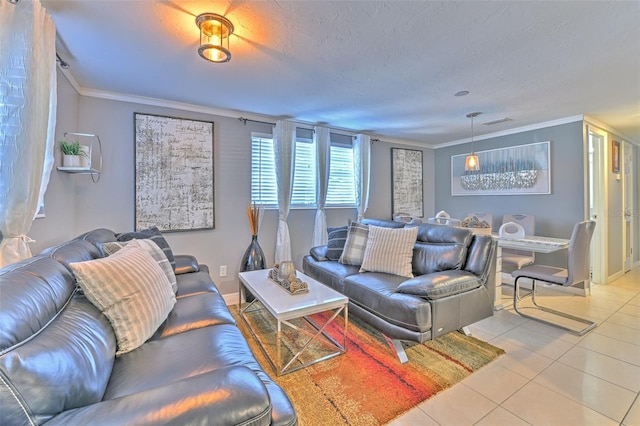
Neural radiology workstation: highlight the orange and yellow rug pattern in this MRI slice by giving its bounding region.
[233,304,504,426]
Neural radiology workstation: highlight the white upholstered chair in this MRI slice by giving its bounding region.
[501,214,536,271]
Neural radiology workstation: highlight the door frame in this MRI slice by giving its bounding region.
[585,124,607,285]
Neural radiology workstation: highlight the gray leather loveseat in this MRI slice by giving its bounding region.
[0,228,297,426]
[303,219,496,362]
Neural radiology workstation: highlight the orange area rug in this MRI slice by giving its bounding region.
[232,304,504,425]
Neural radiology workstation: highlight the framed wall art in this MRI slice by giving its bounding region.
[612,140,621,173]
[134,113,214,232]
[451,141,551,196]
[391,148,423,217]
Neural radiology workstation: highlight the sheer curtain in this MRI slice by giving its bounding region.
[0,0,57,267]
[354,134,371,221]
[312,126,330,247]
[273,120,296,263]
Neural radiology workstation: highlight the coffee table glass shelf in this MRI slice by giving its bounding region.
[238,269,348,376]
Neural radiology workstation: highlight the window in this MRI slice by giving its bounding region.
[251,130,356,208]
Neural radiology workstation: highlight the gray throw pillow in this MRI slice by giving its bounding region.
[339,222,369,266]
[117,226,175,271]
[326,225,348,261]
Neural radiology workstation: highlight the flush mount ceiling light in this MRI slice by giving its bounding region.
[464,112,482,172]
[196,13,234,63]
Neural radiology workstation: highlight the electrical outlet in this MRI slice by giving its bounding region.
[219,265,227,277]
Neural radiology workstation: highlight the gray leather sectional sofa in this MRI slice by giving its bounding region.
[0,228,297,426]
[303,219,497,362]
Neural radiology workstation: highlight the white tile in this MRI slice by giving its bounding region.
[474,407,532,426]
[608,312,640,330]
[594,321,640,346]
[619,303,640,318]
[519,317,586,345]
[469,314,522,338]
[579,333,640,366]
[622,396,640,426]
[533,362,636,422]
[387,406,439,426]
[502,382,619,426]
[418,383,496,425]
[496,324,574,359]
[462,362,528,404]
[491,338,554,379]
[558,345,640,392]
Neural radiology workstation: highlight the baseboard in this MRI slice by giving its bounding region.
[223,292,240,306]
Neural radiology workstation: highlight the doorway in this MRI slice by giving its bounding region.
[587,126,606,284]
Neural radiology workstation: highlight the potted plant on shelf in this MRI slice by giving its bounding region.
[59,140,89,168]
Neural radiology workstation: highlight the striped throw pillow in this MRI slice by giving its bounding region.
[339,222,369,266]
[101,239,178,294]
[70,244,176,356]
[360,225,419,278]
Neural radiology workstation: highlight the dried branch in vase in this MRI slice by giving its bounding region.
[246,203,264,236]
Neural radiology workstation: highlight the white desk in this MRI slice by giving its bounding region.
[494,235,570,310]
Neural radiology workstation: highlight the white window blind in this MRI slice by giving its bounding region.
[326,142,356,206]
[251,131,356,208]
[251,135,278,205]
[291,138,317,206]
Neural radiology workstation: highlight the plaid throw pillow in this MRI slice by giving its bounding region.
[326,225,348,261]
[117,226,175,271]
[339,222,369,266]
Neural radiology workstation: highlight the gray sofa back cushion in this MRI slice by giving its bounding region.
[0,257,116,425]
[408,224,473,275]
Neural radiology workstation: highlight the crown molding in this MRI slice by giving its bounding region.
[434,115,585,149]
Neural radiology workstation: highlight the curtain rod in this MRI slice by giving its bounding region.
[56,53,69,69]
[238,117,275,126]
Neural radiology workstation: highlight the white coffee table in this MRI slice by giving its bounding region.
[238,269,348,376]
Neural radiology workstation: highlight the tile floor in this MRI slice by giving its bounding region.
[389,267,640,426]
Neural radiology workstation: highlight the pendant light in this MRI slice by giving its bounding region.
[464,112,481,171]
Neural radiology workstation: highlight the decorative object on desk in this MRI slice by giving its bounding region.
[461,215,492,235]
[59,140,88,168]
[240,203,266,272]
[269,263,309,295]
[498,221,525,240]
[452,141,550,196]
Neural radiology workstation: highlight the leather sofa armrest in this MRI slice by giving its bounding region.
[396,270,481,300]
[45,367,272,426]
[174,254,200,275]
[310,245,329,262]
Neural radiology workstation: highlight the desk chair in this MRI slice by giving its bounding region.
[467,212,493,228]
[501,214,536,270]
[511,220,597,335]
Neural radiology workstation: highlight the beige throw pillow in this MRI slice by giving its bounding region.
[359,225,419,278]
[101,239,178,294]
[70,244,176,356]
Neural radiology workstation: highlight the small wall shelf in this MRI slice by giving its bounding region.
[57,132,102,182]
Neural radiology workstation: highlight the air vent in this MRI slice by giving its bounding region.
[483,117,512,126]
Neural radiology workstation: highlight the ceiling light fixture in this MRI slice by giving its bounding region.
[195,13,234,63]
[464,112,481,172]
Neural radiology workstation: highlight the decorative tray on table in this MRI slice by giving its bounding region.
[268,263,309,295]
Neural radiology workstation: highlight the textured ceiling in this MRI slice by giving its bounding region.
[42,0,640,146]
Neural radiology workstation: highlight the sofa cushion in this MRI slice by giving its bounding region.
[70,243,176,355]
[360,225,418,278]
[326,225,348,260]
[102,239,178,294]
[339,221,369,266]
[117,226,176,270]
[396,270,481,300]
